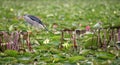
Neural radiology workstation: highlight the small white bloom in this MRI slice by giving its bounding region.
[62,42,69,48]
[92,9,95,12]
[10,8,14,12]
[43,38,50,44]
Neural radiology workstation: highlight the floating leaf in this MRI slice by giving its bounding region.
[1,57,17,64]
[4,50,18,57]
[95,51,116,60]
[79,49,95,56]
[68,56,85,63]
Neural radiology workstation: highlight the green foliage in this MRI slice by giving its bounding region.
[0,53,7,57]
[17,54,32,64]
[0,0,120,65]
[95,51,116,60]
[68,56,85,63]
[4,50,18,57]
[110,58,120,65]
[22,52,33,57]
[0,57,17,64]
[79,49,95,56]
[81,34,98,49]
[17,57,32,64]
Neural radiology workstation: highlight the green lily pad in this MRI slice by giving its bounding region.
[95,51,116,60]
[2,57,17,64]
[79,49,95,56]
[4,50,18,57]
[68,56,85,63]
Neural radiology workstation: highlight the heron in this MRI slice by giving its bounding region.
[23,14,49,31]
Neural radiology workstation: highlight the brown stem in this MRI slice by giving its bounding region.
[103,29,107,49]
[26,32,32,51]
[97,29,101,47]
[69,31,73,44]
[72,32,77,50]
[60,31,64,49]
[118,28,120,41]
